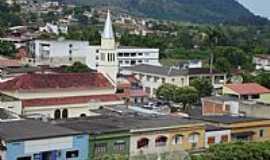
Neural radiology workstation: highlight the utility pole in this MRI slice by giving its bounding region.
[210,37,218,74]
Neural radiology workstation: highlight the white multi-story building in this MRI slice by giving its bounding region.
[117,47,160,67]
[122,64,227,96]
[29,39,95,67]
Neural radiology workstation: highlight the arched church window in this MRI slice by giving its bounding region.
[54,109,61,120]
[62,109,68,119]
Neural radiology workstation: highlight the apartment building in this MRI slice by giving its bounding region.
[122,64,227,96]
[29,40,93,67]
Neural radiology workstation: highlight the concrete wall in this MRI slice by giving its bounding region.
[0,100,22,115]
[239,102,270,118]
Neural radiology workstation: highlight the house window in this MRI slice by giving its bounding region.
[131,60,136,65]
[144,53,150,56]
[62,109,68,119]
[146,75,151,81]
[118,53,123,57]
[138,53,143,56]
[207,137,215,145]
[66,150,79,158]
[155,136,168,147]
[145,87,151,94]
[154,77,159,82]
[260,129,265,137]
[95,143,107,154]
[181,78,185,86]
[225,105,230,112]
[131,53,136,57]
[137,138,149,149]
[173,135,183,145]
[80,114,87,117]
[17,157,31,160]
[252,94,260,99]
[107,54,110,62]
[54,109,61,119]
[119,60,123,64]
[114,141,126,151]
[112,54,116,61]
[189,133,200,148]
[101,53,105,61]
[171,78,175,82]
[221,135,229,143]
[162,78,166,83]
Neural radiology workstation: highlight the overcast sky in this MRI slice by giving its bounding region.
[237,0,270,19]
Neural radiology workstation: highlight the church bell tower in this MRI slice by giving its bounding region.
[97,10,119,84]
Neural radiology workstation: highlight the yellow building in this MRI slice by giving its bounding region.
[129,116,206,160]
[196,115,270,142]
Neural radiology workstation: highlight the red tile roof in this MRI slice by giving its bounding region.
[22,94,121,107]
[0,73,113,91]
[225,83,270,95]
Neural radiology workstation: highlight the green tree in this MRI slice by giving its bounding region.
[190,78,213,99]
[64,62,91,73]
[255,72,270,89]
[191,141,270,160]
[156,84,177,102]
[174,87,198,112]
[213,46,253,73]
[66,27,101,45]
[0,41,16,57]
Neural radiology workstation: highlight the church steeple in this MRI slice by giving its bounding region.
[101,9,116,50]
[102,10,114,39]
[98,9,118,85]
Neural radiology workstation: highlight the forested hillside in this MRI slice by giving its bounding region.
[55,0,269,25]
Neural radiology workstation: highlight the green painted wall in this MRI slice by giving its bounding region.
[89,132,130,160]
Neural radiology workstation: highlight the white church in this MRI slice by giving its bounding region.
[29,10,160,77]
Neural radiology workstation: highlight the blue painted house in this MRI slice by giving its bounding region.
[0,120,89,160]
